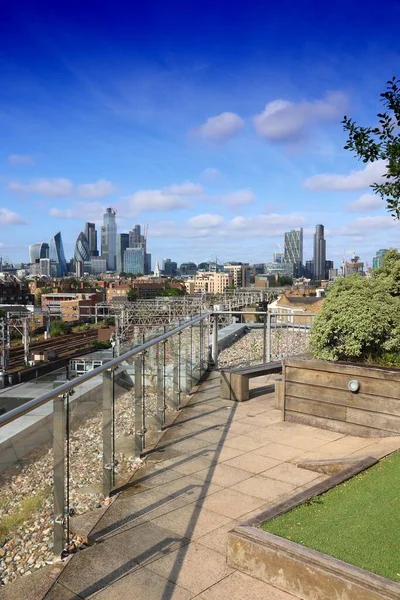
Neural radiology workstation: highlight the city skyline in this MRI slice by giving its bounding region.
[1,1,399,267]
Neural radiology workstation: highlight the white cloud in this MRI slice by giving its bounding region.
[0,208,27,225]
[218,213,306,239]
[253,92,347,142]
[193,112,244,142]
[123,190,192,213]
[304,160,387,191]
[223,189,255,206]
[49,202,106,220]
[9,178,74,197]
[78,179,116,198]
[201,168,221,182]
[336,215,398,236]
[8,154,34,166]
[9,178,116,198]
[164,181,204,195]
[346,193,385,213]
[187,214,224,228]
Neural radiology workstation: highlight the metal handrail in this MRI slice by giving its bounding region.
[0,312,211,428]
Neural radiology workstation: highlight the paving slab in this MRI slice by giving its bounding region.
[56,521,189,598]
[223,451,281,474]
[260,461,323,486]
[0,564,65,600]
[252,442,308,461]
[198,487,266,519]
[233,474,296,502]
[11,369,399,600]
[194,463,252,488]
[152,503,232,540]
[197,570,297,600]
[88,566,195,600]
[146,542,234,596]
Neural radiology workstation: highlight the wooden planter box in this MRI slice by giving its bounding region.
[282,358,400,437]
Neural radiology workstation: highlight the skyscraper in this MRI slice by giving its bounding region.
[74,232,91,263]
[85,222,98,257]
[116,233,129,273]
[373,249,388,269]
[284,228,303,276]
[49,232,67,277]
[124,248,145,275]
[313,224,326,280]
[128,224,151,274]
[101,208,117,271]
[29,242,49,264]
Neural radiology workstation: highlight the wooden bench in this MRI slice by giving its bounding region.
[220,362,282,402]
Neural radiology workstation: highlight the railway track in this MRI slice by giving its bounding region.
[4,330,99,372]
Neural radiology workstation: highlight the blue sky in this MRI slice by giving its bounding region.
[1,0,399,268]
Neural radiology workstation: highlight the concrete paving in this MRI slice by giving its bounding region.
[5,370,400,600]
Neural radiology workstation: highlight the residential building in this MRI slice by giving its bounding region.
[185,271,233,294]
[273,252,283,264]
[101,208,117,271]
[0,274,35,305]
[124,248,145,275]
[49,232,67,277]
[41,292,99,319]
[116,233,129,273]
[372,249,388,269]
[85,222,99,257]
[284,228,303,276]
[223,263,250,288]
[313,224,326,280]
[269,290,324,325]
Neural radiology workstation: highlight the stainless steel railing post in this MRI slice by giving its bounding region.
[134,354,144,459]
[53,393,66,556]
[155,342,164,430]
[102,368,114,498]
[212,314,218,368]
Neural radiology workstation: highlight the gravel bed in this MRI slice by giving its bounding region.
[0,329,213,585]
[0,384,163,584]
[218,328,311,368]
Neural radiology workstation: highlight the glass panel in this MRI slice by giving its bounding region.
[113,357,135,490]
[0,366,71,582]
[66,371,104,528]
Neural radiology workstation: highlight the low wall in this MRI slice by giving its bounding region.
[228,527,400,600]
[283,358,400,437]
[217,323,248,351]
[227,457,400,600]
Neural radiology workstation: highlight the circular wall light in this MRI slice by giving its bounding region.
[348,379,360,393]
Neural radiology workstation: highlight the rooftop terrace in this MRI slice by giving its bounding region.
[3,367,398,600]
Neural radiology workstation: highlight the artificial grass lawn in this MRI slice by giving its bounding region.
[262,451,400,582]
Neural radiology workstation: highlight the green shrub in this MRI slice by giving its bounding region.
[50,320,71,337]
[310,275,400,362]
[92,340,112,350]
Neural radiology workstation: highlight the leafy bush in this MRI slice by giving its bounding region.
[92,340,112,350]
[310,275,400,362]
[50,320,71,337]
